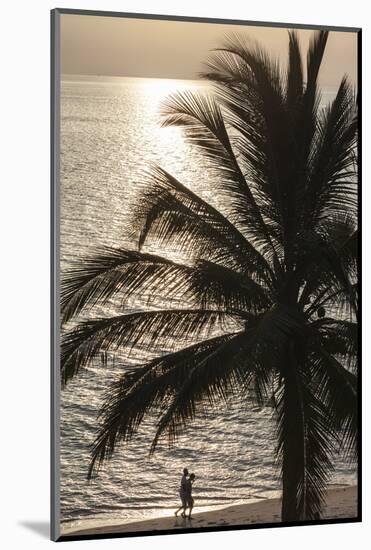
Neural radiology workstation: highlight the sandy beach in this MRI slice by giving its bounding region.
[61,485,358,537]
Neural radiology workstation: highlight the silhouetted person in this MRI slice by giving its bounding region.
[185,473,196,519]
[175,468,189,517]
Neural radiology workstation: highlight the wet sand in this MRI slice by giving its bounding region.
[61,485,358,537]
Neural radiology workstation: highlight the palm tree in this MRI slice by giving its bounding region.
[60,30,358,522]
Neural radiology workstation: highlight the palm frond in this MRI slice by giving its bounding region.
[304,225,358,319]
[160,90,280,258]
[148,332,252,455]
[61,309,243,386]
[311,318,357,366]
[305,77,357,228]
[310,346,357,459]
[286,31,303,105]
[306,31,329,96]
[88,305,302,479]
[87,332,243,479]
[161,91,248,207]
[61,247,272,324]
[134,165,275,284]
[151,304,307,454]
[202,35,312,265]
[298,218,358,319]
[61,248,174,323]
[292,31,328,228]
[302,30,328,127]
[202,38,286,210]
[189,259,271,311]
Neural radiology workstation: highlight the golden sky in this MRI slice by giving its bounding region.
[60,14,358,88]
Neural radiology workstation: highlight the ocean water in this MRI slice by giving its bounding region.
[59,75,356,531]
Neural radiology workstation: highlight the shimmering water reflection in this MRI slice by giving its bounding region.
[60,75,356,528]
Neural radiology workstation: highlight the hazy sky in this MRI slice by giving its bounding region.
[60,14,358,88]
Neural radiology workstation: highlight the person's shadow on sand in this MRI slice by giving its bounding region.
[173,516,189,528]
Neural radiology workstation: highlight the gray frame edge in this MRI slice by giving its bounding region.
[51,8,61,543]
[53,7,361,33]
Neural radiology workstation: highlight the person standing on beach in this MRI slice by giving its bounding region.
[175,468,189,517]
[185,473,196,519]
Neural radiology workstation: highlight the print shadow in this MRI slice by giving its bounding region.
[18,521,50,539]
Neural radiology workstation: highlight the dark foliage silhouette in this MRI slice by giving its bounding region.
[61,30,358,522]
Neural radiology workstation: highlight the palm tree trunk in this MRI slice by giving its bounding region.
[281,443,301,521]
[279,343,305,522]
